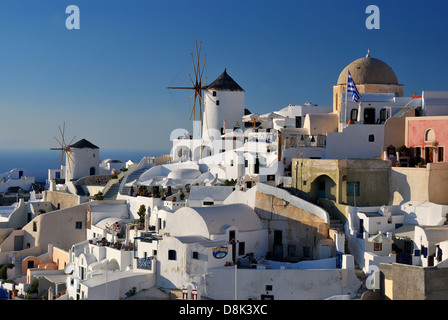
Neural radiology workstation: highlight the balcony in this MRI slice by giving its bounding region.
[284,134,326,149]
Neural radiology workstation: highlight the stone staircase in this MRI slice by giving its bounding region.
[120,168,148,196]
[103,178,123,200]
[330,218,345,233]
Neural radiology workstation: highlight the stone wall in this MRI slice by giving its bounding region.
[254,187,329,261]
[44,191,81,210]
[380,263,448,300]
[76,174,112,186]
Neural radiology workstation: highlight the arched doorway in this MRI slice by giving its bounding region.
[311,175,337,202]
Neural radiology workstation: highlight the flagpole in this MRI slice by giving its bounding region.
[344,69,348,128]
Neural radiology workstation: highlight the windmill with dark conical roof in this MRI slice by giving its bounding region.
[201,68,245,143]
[50,123,100,182]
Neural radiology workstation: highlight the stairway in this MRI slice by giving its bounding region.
[103,178,123,200]
[120,168,148,196]
[330,218,345,233]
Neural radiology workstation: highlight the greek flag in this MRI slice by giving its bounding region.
[347,71,361,102]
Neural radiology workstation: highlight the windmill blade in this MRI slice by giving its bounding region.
[190,97,196,120]
[68,135,77,148]
[66,150,74,173]
[188,74,195,87]
[54,135,63,148]
[55,151,64,165]
[195,43,201,80]
[59,123,66,146]
[167,86,194,90]
[191,53,198,79]
[200,54,207,81]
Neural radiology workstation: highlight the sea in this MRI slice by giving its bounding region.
[0,148,170,183]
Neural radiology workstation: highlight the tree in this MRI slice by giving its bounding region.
[137,205,146,225]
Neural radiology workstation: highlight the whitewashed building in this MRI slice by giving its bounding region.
[157,204,268,290]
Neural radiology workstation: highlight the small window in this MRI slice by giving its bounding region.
[438,147,444,162]
[33,222,37,232]
[238,242,245,256]
[265,285,273,291]
[368,134,375,142]
[168,250,177,261]
[374,242,382,251]
[303,246,311,258]
[192,251,199,260]
[216,100,220,106]
[350,109,358,121]
[347,182,360,197]
[424,129,435,142]
[212,91,217,97]
[379,108,387,123]
[203,201,214,206]
[75,221,82,229]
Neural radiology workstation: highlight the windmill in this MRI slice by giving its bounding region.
[168,41,207,126]
[50,122,76,173]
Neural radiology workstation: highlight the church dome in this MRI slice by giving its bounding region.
[337,52,399,85]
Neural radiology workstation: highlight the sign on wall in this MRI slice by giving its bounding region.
[212,246,229,259]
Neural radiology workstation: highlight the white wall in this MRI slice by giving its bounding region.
[326,124,385,159]
[423,91,448,116]
[400,201,448,226]
[203,90,244,141]
[66,148,99,181]
[204,266,360,300]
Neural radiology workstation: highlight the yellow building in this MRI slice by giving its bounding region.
[291,158,390,221]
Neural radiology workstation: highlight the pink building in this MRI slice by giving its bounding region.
[406,116,447,164]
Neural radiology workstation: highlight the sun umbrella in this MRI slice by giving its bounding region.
[141,179,158,187]
[125,179,142,187]
[260,112,286,128]
[158,179,178,188]
[242,113,260,128]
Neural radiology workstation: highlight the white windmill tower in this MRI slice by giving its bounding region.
[51,123,100,182]
[202,68,245,142]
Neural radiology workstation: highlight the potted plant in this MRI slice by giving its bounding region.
[418,162,424,168]
[172,196,177,202]
[395,162,402,167]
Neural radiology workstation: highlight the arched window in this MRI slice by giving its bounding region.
[425,129,435,142]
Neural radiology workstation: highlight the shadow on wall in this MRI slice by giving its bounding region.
[253,193,331,262]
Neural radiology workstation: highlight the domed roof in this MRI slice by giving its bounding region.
[337,52,399,85]
[167,168,201,180]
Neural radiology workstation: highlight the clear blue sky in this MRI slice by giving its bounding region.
[0,0,447,151]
